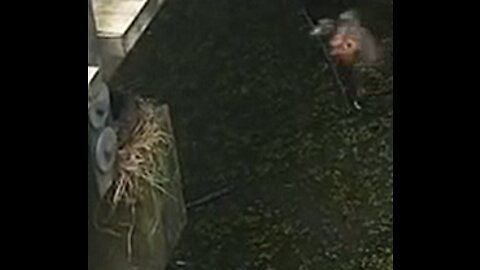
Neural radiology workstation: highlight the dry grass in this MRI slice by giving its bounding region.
[113,98,173,206]
[94,98,174,262]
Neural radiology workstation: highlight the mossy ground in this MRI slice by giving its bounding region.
[110,1,393,269]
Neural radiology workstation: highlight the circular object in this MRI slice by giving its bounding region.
[88,83,110,129]
[95,127,118,174]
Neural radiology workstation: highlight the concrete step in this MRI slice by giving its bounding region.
[91,0,166,78]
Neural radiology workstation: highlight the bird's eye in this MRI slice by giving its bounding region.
[344,40,356,50]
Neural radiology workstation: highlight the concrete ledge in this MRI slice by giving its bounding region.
[91,0,167,78]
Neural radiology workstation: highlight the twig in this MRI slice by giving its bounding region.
[364,90,392,97]
[186,185,235,209]
[126,205,136,263]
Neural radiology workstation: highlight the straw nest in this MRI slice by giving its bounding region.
[95,97,174,261]
[112,98,174,206]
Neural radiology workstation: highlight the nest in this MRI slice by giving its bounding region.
[94,98,174,262]
[112,98,173,206]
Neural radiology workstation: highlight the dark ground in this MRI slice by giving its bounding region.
[110,0,393,269]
